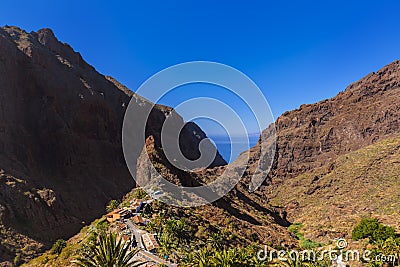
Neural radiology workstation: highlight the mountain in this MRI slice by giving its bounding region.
[267,61,399,179]
[25,60,400,267]
[268,136,400,242]
[132,59,400,259]
[0,26,225,264]
[234,60,400,242]
[2,24,400,266]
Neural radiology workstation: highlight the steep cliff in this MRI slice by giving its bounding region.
[234,60,400,243]
[269,61,399,179]
[0,26,225,264]
[135,60,400,250]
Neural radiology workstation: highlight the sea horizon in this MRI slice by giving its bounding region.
[208,133,260,163]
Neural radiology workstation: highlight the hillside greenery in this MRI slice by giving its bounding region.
[24,137,400,266]
[352,218,396,242]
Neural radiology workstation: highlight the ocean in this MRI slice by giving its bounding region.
[209,134,260,163]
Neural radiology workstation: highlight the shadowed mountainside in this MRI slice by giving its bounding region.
[1,25,400,266]
[0,26,225,264]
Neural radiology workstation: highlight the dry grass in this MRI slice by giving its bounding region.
[269,137,400,244]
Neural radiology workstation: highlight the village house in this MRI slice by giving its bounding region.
[106,208,132,223]
[130,199,141,209]
[119,208,131,218]
[106,209,122,223]
[132,214,145,225]
[141,233,159,252]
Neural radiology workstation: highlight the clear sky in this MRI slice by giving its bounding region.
[1,0,400,160]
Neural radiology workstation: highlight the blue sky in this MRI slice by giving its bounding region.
[2,0,400,160]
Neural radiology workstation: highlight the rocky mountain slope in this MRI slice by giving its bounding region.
[140,58,400,251]
[1,24,400,266]
[24,136,400,267]
[130,60,400,254]
[234,60,400,242]
[268,136,400,243]
[0,26,225,265]
[137,134,294,238]
[265,60,399,180]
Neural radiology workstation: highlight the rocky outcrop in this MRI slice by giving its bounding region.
[1,24,399,265]
[0,26,225,264]
[239,61,400,185]
[134,60,400,250]
[135,135,296,247]
[224,60,400,244]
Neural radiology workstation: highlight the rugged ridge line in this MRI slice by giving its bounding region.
[0,26,225,264]
[236,60,400,186]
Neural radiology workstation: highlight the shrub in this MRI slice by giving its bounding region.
[50,239,67,255]
[95,219,109,234]
[288,222,303,235]
[288,222,322,249]
[300,238,321,249]
[133,188,147,199]
[106,199,120,213]
[352,218,396,242]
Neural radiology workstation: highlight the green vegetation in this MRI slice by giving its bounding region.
[182,246,265,267]
[120,188,149,207]
[50,239,67,255]
[182,245,331,266]
[142,200,247,263]
[13,254,21,266]
[268,138,400,242]
[73,232,143,267]
[271,256,315,267]
[28,187,399,267]
[22,218,112,267]
[288,223,321,249]
[133,188,148,199]
[146,215,195,261]
[288,223,303,236]
[352,219,400,267]
[367,237,400,266]
[106,199,120,213]
[352,218,396,242]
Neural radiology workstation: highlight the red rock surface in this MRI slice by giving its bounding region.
[239,61,400,184]
[0,26,225,264]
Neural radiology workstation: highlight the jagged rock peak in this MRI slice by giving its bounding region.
[37,28,58,46]
[1,25,87,68]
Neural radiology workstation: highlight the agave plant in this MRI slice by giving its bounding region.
[73,232,145,267]
[211,249,237,266]
[206,233,224,250]
[183,247,212,267]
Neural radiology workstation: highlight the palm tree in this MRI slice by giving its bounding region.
[73,232,145,267]
[157,233,173,259]
[234,247,256,266]
[211,249,236,266]
[164,218,190,245]
[183,247,212,267]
